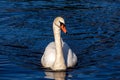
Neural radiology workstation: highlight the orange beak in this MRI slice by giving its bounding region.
[60,24,67,34]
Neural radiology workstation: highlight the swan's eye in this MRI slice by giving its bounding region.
[59,21,65,26]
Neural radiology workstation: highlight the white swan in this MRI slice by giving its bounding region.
[41,17,77,71]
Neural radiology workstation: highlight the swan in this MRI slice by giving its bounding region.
[41,17,77,71]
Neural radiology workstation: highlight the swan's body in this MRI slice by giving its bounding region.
[41,17,77,71]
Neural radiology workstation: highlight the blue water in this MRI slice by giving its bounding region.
[0,0,120,80]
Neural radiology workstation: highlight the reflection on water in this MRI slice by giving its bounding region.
[0,0,120,80]
[45,71,66,80]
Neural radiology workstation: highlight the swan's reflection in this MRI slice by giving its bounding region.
[44,71,66,80]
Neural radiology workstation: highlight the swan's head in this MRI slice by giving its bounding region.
[53,17,67,34]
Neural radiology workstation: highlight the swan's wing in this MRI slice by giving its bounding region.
[62,42,77,67]
[41,42,56,68]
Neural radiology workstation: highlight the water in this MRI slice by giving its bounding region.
[0,0,120,80]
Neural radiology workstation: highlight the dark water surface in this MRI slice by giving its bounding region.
[0,0,120,80]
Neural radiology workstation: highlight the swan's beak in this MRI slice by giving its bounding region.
[60,24,67,34]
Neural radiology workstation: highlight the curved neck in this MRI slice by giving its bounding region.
[52,23,66,70]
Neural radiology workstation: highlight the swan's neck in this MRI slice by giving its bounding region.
[52,24,66,70]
